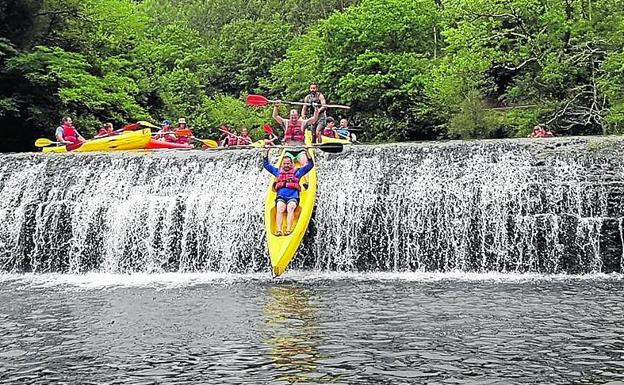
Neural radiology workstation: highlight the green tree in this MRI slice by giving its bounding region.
[269,0,443,141]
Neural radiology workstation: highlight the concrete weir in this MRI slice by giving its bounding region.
[0,137,623,274]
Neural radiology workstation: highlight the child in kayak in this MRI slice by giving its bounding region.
[322,117,337,138]
[337,118,357,141]
[263,149,314,236]
[155,120,177,142]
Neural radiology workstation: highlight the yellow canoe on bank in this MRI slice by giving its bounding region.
[42,128,152,153]
[265,131,317,277]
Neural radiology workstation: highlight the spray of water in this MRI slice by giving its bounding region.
[0,139,621,274]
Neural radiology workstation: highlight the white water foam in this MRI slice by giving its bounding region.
[0,270,622,290]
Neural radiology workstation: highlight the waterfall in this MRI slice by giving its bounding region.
[1,138,622,274]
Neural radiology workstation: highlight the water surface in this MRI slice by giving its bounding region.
[1,272,623,384]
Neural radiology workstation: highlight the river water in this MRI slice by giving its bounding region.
[1,272,623,384]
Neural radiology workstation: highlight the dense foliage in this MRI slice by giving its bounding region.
[0,0,622,150]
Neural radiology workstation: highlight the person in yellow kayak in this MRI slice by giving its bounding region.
[322,117,337,138]
[337,118,357,142]
[55,117,85,146]
[263,148,314,236]
[272,102,319,165]
[175,118,192,145]
[154,120,178,143]
[95,122,115,138]
[300,83,327,143]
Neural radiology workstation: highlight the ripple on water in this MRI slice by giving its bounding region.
[0,273,623,384]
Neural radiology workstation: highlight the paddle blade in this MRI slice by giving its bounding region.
[35,138,55,147]
[316,143,344,154]
[175,128,192,136]
[201,139,218,148]
[247,94,270,107]
[122,123,140,131]
[262,123,274,136]
[138,120,159,129]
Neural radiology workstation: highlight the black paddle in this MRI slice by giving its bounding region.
[267,142,343,154]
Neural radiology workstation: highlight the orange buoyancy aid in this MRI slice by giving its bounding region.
[273,168,301,191]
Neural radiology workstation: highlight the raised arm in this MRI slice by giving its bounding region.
[272,104,284,126]
[295,154,314,178]
[301,95,309,118]
[262,155,280,177]
[306,107,320,126]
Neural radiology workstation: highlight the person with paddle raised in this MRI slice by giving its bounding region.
[300,83,327,143]
[55,117,85,148]
[272,101,319,165]
[263,148,314,236]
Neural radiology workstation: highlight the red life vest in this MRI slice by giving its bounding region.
[228,135,238,146]
[62,124,79,143]
[96,128,108,137]
[322,127,335,137]
[238,135,252,145]
[273,168,301,191]
[284,119,304,142]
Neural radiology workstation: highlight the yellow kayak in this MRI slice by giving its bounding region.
[42,129,152,153]
[265,131,317,277]
[320,135,351,145]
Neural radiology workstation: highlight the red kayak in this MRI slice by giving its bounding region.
[144,139,194,150]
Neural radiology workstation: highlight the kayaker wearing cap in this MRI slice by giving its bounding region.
[322,117,337,138]
[238,128,252,145]
[272,101,319,166]
[155,120,177,142]
[263,149,314,236]
[175,117,193,145]
[55,117,85,146]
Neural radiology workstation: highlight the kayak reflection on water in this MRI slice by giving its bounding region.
[263,284,323,383]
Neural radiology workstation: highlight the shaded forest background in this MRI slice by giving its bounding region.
[0,0,623,151]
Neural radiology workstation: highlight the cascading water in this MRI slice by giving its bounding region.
[0,137,622,274]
